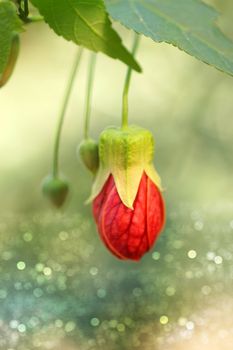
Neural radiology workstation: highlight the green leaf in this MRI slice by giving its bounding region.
[0,0,23,76]
[105,0,233,76]
[30,0,141,72]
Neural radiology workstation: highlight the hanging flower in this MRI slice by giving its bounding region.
[89,125,165,261]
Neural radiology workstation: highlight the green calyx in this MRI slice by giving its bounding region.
[79,138,99,175]
[88,125,162,209]
[0,34,20,88]
[42,175,69,208]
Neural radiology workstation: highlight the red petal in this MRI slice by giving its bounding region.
[92,172,165,261]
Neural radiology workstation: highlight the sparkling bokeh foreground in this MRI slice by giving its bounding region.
[0,203,233,350]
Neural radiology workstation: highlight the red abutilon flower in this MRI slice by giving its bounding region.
[88,125,165,261]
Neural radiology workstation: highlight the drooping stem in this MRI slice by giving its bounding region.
[122,34,140,129]
[53,48,83,178]
[17,0,43,23]
[18,0,29,22]
[23,0,29,17]
[84,53,97,139]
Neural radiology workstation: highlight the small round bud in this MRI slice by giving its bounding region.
[42,175,69,208]
[0,34,20,88]
[78,138,99,174]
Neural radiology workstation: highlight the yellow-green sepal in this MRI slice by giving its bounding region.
[87,125,162,209]
[144,163,162,190]
[85,165,110,205]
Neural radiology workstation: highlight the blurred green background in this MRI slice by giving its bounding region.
[0,1,233,349]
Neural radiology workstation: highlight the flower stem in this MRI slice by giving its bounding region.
[122,34,140,130]
[53,48,83,178]
[84,53,97,139]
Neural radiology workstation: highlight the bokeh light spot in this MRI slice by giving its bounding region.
[214,256,223,264]
[160,315,169,325]
[187,250,197,259]
[152,251,160,260]
[17,261,26,270]
[89,267,98,276]
[23,232,33,242]
[90,318,100,327]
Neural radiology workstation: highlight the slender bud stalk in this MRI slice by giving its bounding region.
[53,48,83,178]
[122,34,140,129]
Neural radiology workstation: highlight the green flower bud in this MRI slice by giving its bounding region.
[0,34,20,88]
[78,138,99,175]
[42,175,69,208]
[88,125,162,209]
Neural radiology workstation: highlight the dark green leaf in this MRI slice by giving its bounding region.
[105,0,233,76]
[30,0,141,71]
